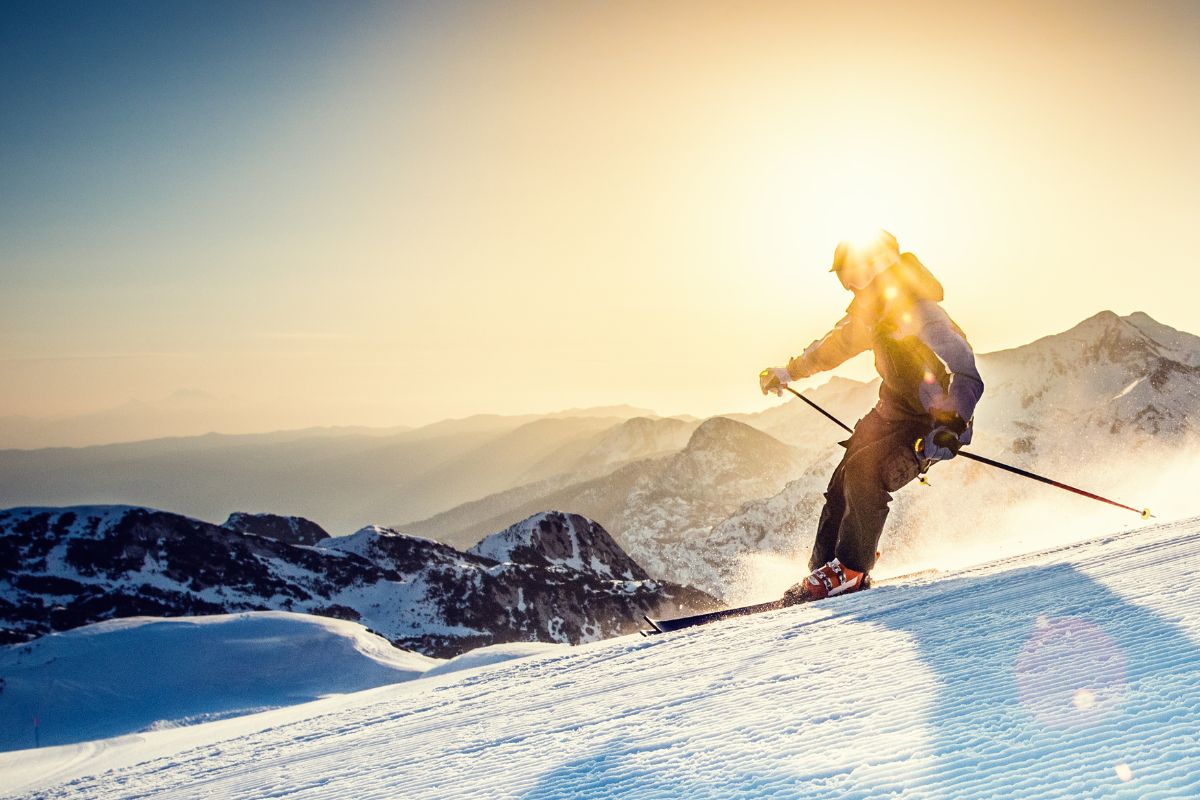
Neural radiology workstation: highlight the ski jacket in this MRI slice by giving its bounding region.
[786,253,984,440]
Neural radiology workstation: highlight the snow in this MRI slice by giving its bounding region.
[315,525,432,558]
[470,511,589,571]
[422,641,570,679]
[0,612,440,754]
[3,516,1199,798]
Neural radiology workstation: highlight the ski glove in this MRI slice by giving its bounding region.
[919,426,963,462]
[759,367,792,396]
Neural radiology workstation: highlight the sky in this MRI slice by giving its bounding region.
[2,0,1198,438]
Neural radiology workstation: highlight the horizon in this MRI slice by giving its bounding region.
[0,305,1189,449]
[4,1,1199,442]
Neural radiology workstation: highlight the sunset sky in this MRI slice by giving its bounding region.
[3,0,1198,437]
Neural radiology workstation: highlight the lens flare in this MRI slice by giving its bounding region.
[1015,617,1127,728]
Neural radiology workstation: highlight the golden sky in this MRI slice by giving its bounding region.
[2,1,1198,433]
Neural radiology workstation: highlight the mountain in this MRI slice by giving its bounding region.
[0,408,652,535]
[0,612,439,752]
[973,310,1200,460]
[406,417,808,593]
[390,416,632,516]
[2,312,1194,604]
[467,512,649,581]
[0,390,414,450]
[727,375,881,448]
[221,512,330,545]
[511,415,700,486]
[8,516,1199,798]
[0,506,714,658]
[400,416,700,541]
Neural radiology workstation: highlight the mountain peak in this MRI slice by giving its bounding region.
[222,512,329,545]
[318,525,458,566]
[469,511,649,581]
[688,416,759,446]
[989,310,1180,366]
[684,416,794,459]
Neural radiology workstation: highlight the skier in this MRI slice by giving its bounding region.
[759,230,984,603]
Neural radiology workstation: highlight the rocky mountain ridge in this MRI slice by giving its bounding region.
[222,512,330,545]
[0,506,713,657]
[405,417,808,583]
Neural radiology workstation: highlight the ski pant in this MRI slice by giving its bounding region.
[808,407,930,574]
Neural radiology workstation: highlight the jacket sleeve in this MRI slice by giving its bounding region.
[787,314,873,378]
[917,307,984,432]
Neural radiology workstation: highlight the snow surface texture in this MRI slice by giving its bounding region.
[5,516,1199,798]
[0,612,439,752]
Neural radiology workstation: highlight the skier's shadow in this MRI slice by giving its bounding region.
[839,562,1200,797]
[520,561,1200,798]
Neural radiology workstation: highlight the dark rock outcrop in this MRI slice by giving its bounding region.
[222,512,330,545]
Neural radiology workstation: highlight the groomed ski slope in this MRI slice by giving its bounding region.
[5,516,1200,799]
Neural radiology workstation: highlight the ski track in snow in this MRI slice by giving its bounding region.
[5,517,1200,799]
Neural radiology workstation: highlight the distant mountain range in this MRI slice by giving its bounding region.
[2,311,1197,605]
[403,416,810,589]
[0,506,713,657]
[0,389,421,450]
[0,406,668,534]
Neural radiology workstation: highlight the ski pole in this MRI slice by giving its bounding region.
[784,385,854,435]
[780,385,1152,520]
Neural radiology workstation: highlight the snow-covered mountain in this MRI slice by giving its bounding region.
[468,512,649,581]
[727,375,882,448]
[0,612,438,752]
[7,516,1199,798]
[0,506,713,658]
[407,417,808,586]
[974,310,1200,460]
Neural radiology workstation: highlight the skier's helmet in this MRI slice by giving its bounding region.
[830,229,900,291]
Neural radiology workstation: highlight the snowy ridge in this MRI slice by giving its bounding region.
[5,516,1198,798]
[0,612,439,752]
[978,310,1200,452]
[1,506,714,658]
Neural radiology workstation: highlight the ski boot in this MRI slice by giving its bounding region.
[782,558,870,605]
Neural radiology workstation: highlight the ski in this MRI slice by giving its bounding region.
[644,598,792,634]
[642,569,941,634]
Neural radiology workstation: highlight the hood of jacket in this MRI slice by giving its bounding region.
[845,252,944,322]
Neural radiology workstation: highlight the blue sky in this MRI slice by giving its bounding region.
[1,1,381,249]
